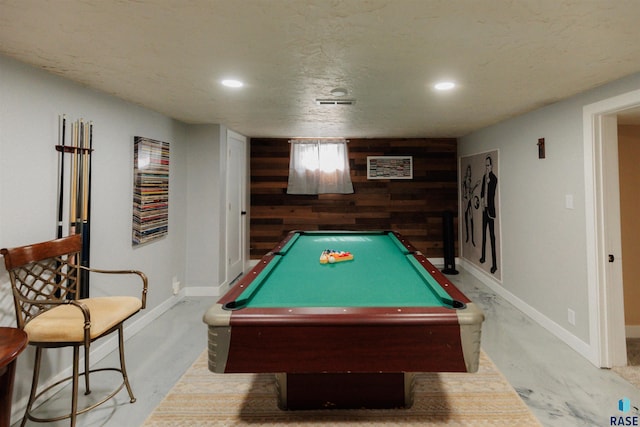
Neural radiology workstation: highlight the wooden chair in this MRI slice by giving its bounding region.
[1,234,148,427]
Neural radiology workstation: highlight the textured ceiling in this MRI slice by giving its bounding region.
[2,0,640,138]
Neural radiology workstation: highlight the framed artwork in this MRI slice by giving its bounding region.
[367,156,413,179]
[459,149,502,281]
[132,136,169,245]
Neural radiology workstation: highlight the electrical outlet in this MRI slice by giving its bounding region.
[568,308,576,326]
[172,276,180,295]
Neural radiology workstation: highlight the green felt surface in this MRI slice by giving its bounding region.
[239,232,448,308]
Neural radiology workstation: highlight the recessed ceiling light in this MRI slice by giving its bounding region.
[434,81,456,91]
[221,79,243,88]
[330,88,348,97]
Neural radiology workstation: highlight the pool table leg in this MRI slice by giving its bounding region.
[275,372,415,410]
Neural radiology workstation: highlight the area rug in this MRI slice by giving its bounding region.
[143,350,541,426]
[612,338,640,388]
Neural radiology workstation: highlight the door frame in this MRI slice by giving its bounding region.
[583,89,640,367]
[224,129,247,284]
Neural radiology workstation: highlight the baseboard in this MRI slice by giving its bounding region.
[10,293,186,425]
[626,325,640,338]
[459,259,596,364]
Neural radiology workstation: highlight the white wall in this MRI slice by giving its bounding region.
[0,54,230,419]
[185,124,224,290]
[459,71,640,357]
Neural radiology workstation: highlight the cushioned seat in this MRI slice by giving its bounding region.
[25,297,142,343]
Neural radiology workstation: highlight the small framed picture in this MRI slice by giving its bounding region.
[367,156,413,180]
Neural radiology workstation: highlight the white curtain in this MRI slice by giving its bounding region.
[287,139,354,194]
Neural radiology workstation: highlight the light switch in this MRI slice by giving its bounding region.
[565,194,574,209]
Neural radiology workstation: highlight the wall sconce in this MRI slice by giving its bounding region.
[537,138,546,159]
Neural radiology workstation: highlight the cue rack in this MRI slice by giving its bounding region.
[55,114,93,298]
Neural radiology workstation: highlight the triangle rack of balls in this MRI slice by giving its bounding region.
[319,249,354,264]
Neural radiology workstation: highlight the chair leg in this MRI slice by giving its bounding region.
[83,344,91,395]
[70,346,80,427]
[21,347,42,427]
[118,325,136,403]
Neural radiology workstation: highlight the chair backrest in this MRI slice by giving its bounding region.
[1,234,83,329]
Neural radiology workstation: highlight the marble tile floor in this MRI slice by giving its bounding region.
[453,269,640,427]
[12,269,640,426]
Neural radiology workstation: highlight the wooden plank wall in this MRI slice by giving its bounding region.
[250,138,458,259]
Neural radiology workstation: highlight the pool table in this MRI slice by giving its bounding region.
[203,230,484,409]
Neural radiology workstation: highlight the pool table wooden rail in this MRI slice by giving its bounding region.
[205,301,483,374]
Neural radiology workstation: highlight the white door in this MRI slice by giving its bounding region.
[226,130,247,283]
[601,114,627,366]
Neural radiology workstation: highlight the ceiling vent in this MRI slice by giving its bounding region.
[315,98,356,106]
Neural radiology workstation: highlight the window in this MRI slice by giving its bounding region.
[287,139,354,194]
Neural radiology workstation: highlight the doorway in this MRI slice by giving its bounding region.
[584,89,640,368]
[617,119,640,349]
[225,129,247,283]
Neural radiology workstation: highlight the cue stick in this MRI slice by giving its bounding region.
[76,119,85,295]
[79,120,91,297]
[81,121,90,223]
[54,115,66,297]
[66,120,80,299]
[76,120,84,233]
[69,120,78,237]
[86,122,93,281]
[56,114,66,239]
